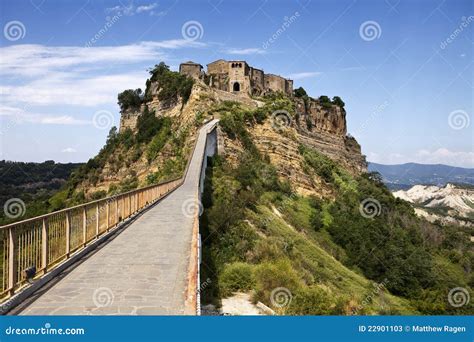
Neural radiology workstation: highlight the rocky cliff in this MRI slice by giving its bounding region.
[115,70,366,198]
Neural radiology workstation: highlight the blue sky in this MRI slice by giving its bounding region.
[0,0,472,167]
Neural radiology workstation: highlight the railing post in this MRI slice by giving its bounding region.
[106,200,110,231]
[115,197,119,224]
[41,218,49,274]
[65,212,71,257]
[95,203,99,238]
[82,207,87,246]
[8,227,17,295]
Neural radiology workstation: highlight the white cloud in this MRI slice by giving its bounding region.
[368,148,474,168]
[106,2,162,16]
[287,71,322,80]
[0,40,205,107]
[0,41,204,78]
[0,105,91,125]
[414,148,474,168]
[1,72,145,107]
[61,147,77,153]
[223,48,266,55]
[136,3,158,13]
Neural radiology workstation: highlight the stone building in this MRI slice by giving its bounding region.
[179,61,203,80]
[179,59,293,97]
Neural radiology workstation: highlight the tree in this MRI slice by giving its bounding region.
[294,87,308,98]
[117,88,143,111]
[332,96,345,108]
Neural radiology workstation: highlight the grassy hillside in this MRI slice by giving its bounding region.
[199,101,473,315]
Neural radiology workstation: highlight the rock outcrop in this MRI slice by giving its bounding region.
[115,63,367,198]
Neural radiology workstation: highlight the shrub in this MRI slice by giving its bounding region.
[219,262,256,297]
[118,88,143,111]
[136,107,169,144]
[89,190,106,200]
[319,95,332,109]
[310,211,324,231]
[294,87,308,98]
[287,286,343,315]
[146,119,172,162]
[253,259,302,309]
[332,96,345,108]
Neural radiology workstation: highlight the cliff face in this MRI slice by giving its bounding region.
[113,73,366,199]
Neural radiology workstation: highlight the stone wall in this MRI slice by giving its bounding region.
[179,62,202,80]
[204,59,292,97]
[264,74,293,95]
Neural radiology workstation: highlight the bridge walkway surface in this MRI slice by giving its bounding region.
[16,120,218,315]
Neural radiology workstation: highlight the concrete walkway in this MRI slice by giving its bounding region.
[19,120,218,315]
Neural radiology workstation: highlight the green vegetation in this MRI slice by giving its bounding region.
[0,160,82,225]
[294,86,308,98]
[200,101,472,315]
[117,88,143,111]
[146,62,194,106]
[332,96,345,108]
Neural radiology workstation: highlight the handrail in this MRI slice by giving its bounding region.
[0,121,211,301]
[0,177,181,230]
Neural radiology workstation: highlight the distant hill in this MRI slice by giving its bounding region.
[393,183,474,226]
[0,160,83,225]
[368,162,474,190]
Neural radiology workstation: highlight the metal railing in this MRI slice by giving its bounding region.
[0,177,182,300]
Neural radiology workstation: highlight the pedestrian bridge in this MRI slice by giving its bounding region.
[0,119,219,315]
